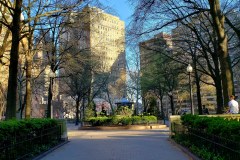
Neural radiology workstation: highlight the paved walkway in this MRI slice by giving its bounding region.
[41,124,190,160]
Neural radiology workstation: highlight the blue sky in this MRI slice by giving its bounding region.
[99,0,133,25]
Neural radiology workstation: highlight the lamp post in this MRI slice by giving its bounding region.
[47,70,55,118]
[187,64,194,115]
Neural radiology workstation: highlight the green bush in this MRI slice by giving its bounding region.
[142,116,157,124]
[88,116,110,126]
[173,134,224,160]
[0,119,62,160]
[180,115,240,140]
[177,115,240,160]
[121,117,132,125]
[110,116,121,125]
[0,119,57,141]
[85,115,158,126]
[132,116,142,125]
[116,106,133,116]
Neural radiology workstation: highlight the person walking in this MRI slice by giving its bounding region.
[228,95,239,114]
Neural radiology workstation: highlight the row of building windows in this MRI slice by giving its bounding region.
[96,15,120,25]
[95,55,115,61]
[96,25,121,33]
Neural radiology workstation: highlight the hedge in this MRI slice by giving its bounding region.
[174,115,240,160]
[0,119,58,141]
[86,116,157,126]
[0,118,62,159]
[181,114,240,140]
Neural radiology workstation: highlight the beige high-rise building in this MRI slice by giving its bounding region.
[65,6,126,103]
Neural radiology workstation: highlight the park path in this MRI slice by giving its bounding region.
[40,124,191,160]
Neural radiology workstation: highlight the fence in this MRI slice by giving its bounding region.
[172,123,240,160]
[0,125,62,160]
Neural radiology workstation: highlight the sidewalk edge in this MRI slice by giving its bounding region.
[168,138,201,160]
[33,140,69,160]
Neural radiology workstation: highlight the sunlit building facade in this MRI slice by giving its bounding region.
[67,6,126,104]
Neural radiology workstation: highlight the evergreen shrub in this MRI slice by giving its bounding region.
[0,119,62,159]
[86,115,157,126]
[173,114,240,160]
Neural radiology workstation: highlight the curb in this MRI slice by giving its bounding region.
[33,140,69,160]
[168,138,201,160]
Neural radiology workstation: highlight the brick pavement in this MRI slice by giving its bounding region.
[40,124,191,160]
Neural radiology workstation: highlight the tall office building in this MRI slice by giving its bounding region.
[139,32,173,115]
[139,32,172,70]
[64,6,126,103]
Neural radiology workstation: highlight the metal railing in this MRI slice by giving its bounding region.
[172,123,240,160]
[0,125,62,160]
[187,128,240,160]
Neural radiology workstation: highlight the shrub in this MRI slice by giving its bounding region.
[132,116,142,125]
[85,102,95,120]
[142,116,157,124]
[85,115,158,126]
[116,106,133,117]
[110,116,121,125]
[88,117,110,126]
[0,119,58,141]
[121,117,132,125]
[180,115,240,140]
[177,115,240,160]
[0,119,62,160]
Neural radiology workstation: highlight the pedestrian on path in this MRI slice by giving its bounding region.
[228,95,239,114]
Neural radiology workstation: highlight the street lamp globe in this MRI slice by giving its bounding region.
[187,64,193,73]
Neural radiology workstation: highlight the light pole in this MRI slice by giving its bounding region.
[47,70,55,118]
[187,64,194,115]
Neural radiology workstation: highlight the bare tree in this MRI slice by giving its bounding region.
[0,0,86,119]
[129,0,239,111]
[126,46,142,114]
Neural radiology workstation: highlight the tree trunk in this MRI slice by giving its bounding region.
[25,7,34,119]
[135,71,140,115]
[135,90,139,115]
[20,94,26,119]
[82,97,86,120]
[25,50,32,119]
[193,60,202,115]
[215,77,224,114]
[75,96,80,126]
[159,96,165,124]
[47,77,53,118]
[143,96,147,113]
[169,95,175,115]
[18,79,23,119]
[6,0,23,120]
[0,85,6,120]
[106,87,114,115]
[209,0,234,108]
